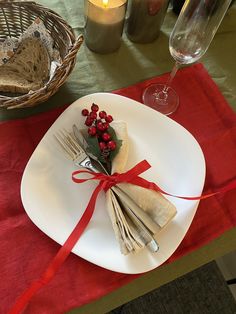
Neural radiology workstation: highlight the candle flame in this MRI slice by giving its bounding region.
[102,0,108,8]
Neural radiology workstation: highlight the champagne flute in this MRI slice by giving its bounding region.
[142,0,232,115]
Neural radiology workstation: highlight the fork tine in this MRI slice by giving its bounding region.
[62,130,86,156]
[61,130,82,157]
[60,130,78,155]
[64,130,85,153]
[54,132,75,159]
[55,129,87,162]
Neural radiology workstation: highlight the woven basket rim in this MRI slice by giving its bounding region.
[0,1,84,109]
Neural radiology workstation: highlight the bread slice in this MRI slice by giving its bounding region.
[0,70,42,94]
[0,37,50,94]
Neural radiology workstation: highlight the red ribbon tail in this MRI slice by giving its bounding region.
[129,175,236,200]
[8,181,104,314]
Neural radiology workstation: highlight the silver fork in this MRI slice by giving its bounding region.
[54,129,159,253]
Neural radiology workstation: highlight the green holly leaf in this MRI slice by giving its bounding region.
[107,126,122,162]
[86,134,101,160]
[83,125,122,173]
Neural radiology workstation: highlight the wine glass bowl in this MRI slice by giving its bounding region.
[169,31,205,65]
[142,0,232,115]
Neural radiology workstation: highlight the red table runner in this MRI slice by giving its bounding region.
[1,63,236,313]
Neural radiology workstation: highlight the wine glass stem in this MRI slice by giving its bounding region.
[162,62,180,94]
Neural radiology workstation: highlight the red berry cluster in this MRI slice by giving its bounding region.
[81,103,116,152]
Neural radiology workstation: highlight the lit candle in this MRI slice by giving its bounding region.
[84,0,127,54]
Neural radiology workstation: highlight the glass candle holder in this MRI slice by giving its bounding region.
[126,0,169,43]
[84,0,127,54]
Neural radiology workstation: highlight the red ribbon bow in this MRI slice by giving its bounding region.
[72,159,152,191]
[8,160,236,313]
[73,159,236,200]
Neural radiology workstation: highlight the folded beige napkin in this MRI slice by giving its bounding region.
[106,121,177,255]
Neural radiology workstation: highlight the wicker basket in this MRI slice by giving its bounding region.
[0,1,83,109]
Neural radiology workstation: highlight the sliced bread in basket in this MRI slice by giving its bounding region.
[0,37,50,94]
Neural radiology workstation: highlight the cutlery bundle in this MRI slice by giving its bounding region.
[55,122,177,255]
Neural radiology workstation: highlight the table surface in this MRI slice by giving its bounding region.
[1,2,236,313]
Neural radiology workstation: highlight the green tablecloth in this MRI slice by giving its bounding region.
[1,2,235,313]
[0,1,235,122]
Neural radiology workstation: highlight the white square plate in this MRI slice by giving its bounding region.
[21,93,206,274]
